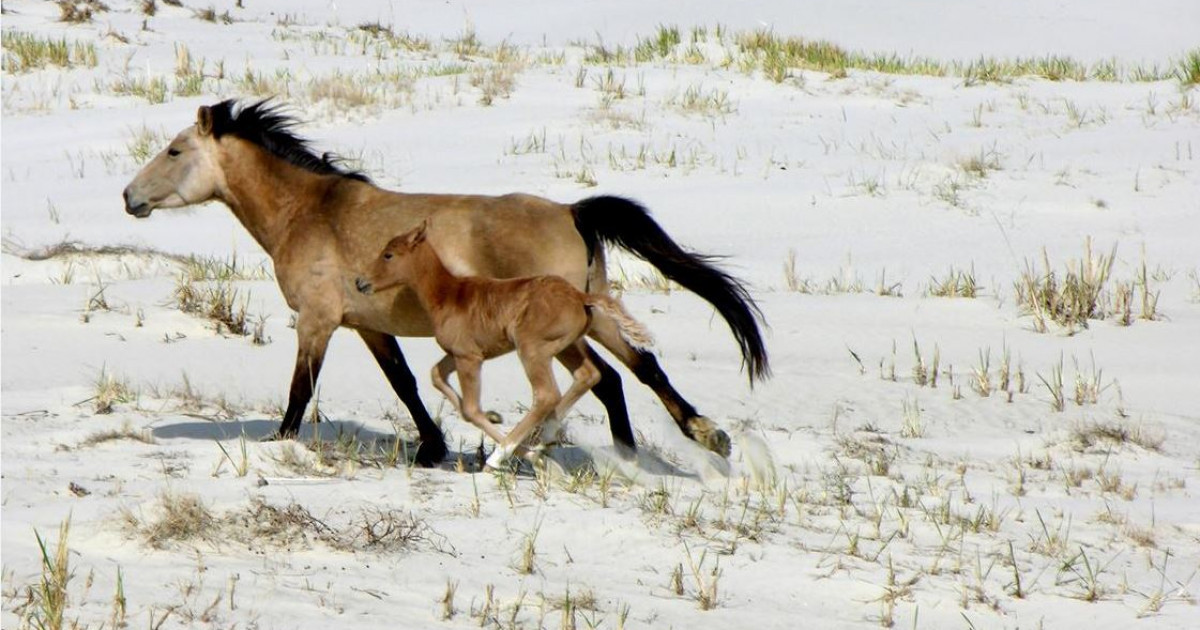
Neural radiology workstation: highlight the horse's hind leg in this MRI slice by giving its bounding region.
[357,330,447,466]
[568,344,636,452]
[587,314,731,457]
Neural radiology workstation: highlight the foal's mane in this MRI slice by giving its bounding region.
[208,99,371,183]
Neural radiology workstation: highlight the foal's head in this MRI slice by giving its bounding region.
[356,222,430,295]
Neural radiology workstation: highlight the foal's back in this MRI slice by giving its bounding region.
[439,275,592,359]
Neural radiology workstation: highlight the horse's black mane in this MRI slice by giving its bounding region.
[208,99,371,183]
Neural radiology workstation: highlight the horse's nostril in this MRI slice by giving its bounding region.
[355,278,373,294]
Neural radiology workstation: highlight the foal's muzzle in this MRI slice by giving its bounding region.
[355,277,374,294]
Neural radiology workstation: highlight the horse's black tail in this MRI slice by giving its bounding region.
[571,195,770,384]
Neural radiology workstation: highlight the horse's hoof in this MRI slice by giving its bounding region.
[261,431,294,442]
[485,411,503,424]
[414,439,448,468]
[686,416,732,458]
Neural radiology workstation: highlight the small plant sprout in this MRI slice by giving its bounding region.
[515,520,542,574]
[92,365,137,414]
[441,580,457,620]
[900,397,925,438]
[971,349,992,397]
[215,430,251,477]
[683,543,720,610]
[30,516,72,630]
[669,563,684,596]
[1039,354,1066,412]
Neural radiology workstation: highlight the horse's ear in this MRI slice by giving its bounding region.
[196,106,214,136]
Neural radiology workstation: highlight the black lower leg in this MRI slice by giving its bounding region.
[587,347,636,451]
[278,359,316,437]
[360,332,447,466]
[631,350,698,423]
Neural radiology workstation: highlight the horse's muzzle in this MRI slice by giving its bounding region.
[123,188,152,218]
[355,278,374,294]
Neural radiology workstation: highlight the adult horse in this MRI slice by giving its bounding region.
[122,99,768,466]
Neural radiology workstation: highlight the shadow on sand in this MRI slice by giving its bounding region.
[150,416,703,479]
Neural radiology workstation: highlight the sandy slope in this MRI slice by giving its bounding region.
[3,1,1199,628]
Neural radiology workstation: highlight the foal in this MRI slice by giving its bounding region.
[357,222,653,468]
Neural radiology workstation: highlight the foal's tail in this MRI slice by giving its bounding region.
[571,195,770,383]
[586,295,654,350]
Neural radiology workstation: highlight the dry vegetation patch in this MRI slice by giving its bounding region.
[121,492,450,554]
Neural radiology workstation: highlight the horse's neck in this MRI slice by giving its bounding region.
[217,143,338,256]
[408,243,463,315]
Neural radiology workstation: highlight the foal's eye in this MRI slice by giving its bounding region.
[383,252,393,260]
[167,148,181,157]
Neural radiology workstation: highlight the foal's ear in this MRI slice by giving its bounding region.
[196,106,214,136]
[409,220,429,245]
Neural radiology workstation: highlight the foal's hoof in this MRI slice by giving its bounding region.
[485,442,520,470]
[485,411,503,424]
[686,416,732,458]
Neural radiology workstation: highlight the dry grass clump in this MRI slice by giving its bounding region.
[91,366,138,414]
[353,22,433,52]
[635,25,682,61]
[666,84,736,117]
[2,32,98,73]
[123,491,220,549]
[109,74,169,104]
[1015,240,1164,333]
[193,6,233,24]
[58,0,109,23]
[1014,239,1115,333]
[16,518,74,630]
[722,26,1171,83]
[926,266,980,298]
[123,493,448,553]
[1070,421,1164,453]
[737,29,854,79]
[470,62,522,106]
[80,421,155,447]
[1174,49,1200,86]
[181,253,273,282]
[174,274,250,336]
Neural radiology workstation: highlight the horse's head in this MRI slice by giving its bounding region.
[122,106,225,218]
[356,221,429,295]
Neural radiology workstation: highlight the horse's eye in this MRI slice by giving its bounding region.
[383,252,393,260]
[167,148,181,157]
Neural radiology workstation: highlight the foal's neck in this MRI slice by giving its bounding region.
[407,241,463,315]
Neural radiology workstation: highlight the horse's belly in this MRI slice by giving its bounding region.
[343,293,435,337]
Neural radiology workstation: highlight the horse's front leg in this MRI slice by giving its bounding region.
[277,311,338,438]
[358,330,448,466]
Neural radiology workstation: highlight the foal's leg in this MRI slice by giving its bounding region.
[587,314,731,457]
[278,312,337,438]
[430,354,463,412]
[565,345,636,451]
[358,330,447,466]
[453,355,512,447]
[486,347,562,469]
[542,340,603,445]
